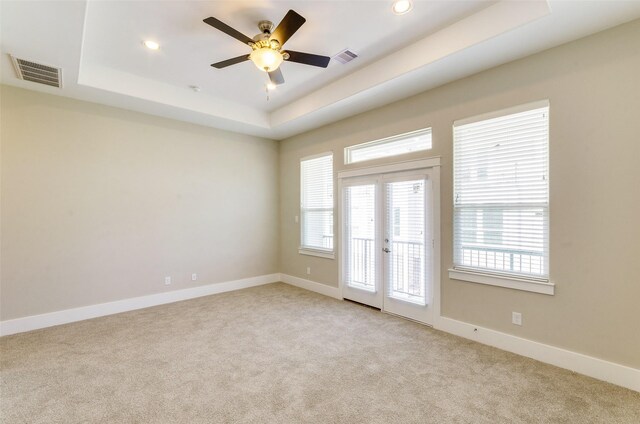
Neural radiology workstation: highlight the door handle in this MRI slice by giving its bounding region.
[382,248,391,253]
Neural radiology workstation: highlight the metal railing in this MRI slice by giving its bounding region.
[349,237,375,287]
[389,240,424,297]
[348,238,424,297]
[322,235,334,250]
[459,245,544,275]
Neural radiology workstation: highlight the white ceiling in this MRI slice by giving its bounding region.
[2,1,640,140]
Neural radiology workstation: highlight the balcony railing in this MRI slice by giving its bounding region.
[347,238,425,299]
[389,240,424,298]
[322,235,333,250]
[349,237,375,288]
[459,245,544,275]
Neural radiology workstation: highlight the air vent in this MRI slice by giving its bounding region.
[333,49,358,65]
[10,55,62,88]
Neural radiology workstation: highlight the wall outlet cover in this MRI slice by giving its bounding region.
[512,312,522,326]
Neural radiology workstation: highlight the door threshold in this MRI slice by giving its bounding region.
[344,298,432,327]
[343,298,381,311]
[381,310,433,327]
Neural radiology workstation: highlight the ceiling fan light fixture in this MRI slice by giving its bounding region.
[250,47,284,72]
[143,40,160,50]
[392,0,413,15]
[204,9,331,84]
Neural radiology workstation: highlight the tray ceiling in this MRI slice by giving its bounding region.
[2,1,640,139]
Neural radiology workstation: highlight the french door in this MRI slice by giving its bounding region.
[341,167,437,325]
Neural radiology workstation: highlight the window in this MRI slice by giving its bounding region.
[451,101,552,294]
[300,153,334,258]
[345,128,432,164]
[393,208,401,236]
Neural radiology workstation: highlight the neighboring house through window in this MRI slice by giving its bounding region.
[450,101,552,294]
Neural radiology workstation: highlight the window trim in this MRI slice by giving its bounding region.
[454,99,549,126]
[338,157,441,179]
[344,127,432,165]
[451,100,552,294]
[448,268,555,295]
[299,247,335,259]
[299,152,335,260]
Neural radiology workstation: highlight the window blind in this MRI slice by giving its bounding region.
[453,104,549,279]
[301,153,334,252]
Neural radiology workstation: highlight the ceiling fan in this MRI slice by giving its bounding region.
[203,10,331,86]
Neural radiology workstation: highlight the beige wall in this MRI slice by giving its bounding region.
[1,19,638,370]
[279,20,640,368]
[1,86,279,320]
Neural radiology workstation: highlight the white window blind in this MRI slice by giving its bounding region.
[453,103,549,280]
[300,153,334,253]
[345,128,432,164]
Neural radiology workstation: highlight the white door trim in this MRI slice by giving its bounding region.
[338,157,441,179]
[338,157,441,325]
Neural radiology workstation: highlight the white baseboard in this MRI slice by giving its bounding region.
[434,316,640,393]
[279,273,342,300]
[3,273,637,392]
[0,273,280,336]
[280,275,639,392]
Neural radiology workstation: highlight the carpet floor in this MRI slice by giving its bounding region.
[1,283,639,423]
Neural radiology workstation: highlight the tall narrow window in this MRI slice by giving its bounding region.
[300,153,334,258]
[453,102,549,282]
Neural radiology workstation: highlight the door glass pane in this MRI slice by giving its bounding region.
[385,179,426,305]
[345,185,376,292]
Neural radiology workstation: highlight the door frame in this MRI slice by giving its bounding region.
[337,157,441,324]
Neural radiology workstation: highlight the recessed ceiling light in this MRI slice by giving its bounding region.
[266,82,277,91]
[143,40,160,50]
[392,0,413,15]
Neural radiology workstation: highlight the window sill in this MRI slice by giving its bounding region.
[448,268,555,295]
[299,248,335,260]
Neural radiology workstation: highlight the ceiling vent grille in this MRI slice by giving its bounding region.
[333,49,358,65]
[10,55,62,88]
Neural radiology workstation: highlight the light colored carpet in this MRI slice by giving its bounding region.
[1,283,638,423]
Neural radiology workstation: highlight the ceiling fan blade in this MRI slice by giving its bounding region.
[203,17,254,46]
[270,10,306,47]
[285,50,330,68]
[268,69,285,85]
[211,55,250,69]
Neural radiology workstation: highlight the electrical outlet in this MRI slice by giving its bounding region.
[191,273,197,282]
[165,276,171,285]
[512,312,522,326]
[306,267,311,275]
[295,215,299,223]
